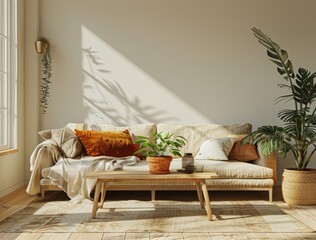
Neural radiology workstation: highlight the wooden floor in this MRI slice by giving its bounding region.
[0,187,315,240]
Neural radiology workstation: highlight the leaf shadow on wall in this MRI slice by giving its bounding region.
[82,47,179,125]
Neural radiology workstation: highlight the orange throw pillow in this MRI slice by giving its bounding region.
[228,140,259,162]
[75,129,138,157]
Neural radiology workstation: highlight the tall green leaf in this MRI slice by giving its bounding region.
[247,27,316,169]
[251,27,294,81]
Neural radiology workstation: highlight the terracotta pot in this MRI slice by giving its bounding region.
[146,156,172,174]
[282,168,316,205]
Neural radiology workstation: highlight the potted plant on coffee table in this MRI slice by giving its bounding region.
[242,27,316,205]
[134,132,186,174]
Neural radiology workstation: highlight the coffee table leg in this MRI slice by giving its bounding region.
[201,180,212,221]
[100,181,108,208]
[92,179,102,219]
[195,182,204,209]
[151,190,156,201]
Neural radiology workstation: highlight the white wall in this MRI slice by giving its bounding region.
[0,0,25,198]
[24,0,40,180]
[24,0,316,183]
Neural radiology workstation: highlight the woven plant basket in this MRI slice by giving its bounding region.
[146,156,172,174]
[282,168,316,205]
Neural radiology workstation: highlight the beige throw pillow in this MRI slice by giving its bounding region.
[157,123,252,156]
[92,123,157,141]
[65,122,86,131]
[195,138,234,160]
[39,128,84,158]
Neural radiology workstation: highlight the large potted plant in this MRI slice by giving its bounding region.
[134,132,186,174]
[243,27,316,205]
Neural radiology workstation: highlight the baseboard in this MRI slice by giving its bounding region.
[0,181,26,198]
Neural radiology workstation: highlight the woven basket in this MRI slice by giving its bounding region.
[282,168,316,205]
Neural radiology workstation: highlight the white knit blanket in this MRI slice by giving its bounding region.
[26,139,61,195]
[46,156,140,203]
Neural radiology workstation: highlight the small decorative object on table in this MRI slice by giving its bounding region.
[182,153,194,169]
[178,152,195,173]
[195,164,204,172]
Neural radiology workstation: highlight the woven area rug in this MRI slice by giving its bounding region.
[0,199,313,233]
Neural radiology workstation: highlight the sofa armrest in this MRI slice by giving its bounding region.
[253,145,277,184]
[41,140,60,166]
[26,139,61,195]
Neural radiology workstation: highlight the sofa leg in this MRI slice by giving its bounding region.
[41,188,45,201]
[269,188,273,202]
[151,190,156,201]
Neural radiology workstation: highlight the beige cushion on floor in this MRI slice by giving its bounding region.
[157,123,252,156]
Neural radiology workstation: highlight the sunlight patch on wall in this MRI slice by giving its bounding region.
[81,25,210,125]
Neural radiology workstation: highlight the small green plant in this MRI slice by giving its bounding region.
[134,132,186,157]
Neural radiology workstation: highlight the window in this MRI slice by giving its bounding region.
[0,0,16,151]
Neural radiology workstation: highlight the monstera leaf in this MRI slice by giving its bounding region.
[294,68,316,104]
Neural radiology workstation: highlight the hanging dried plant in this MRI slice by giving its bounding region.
[40,52,52,114]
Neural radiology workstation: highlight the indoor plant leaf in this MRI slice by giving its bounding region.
[245,27,316,170]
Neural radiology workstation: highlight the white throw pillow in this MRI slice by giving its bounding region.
[195,138,234,160]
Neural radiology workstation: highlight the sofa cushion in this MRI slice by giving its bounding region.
[91,123,157,141]
[65,123,87,131]
[205,178,274,188]
[75,129,138,157]
[42,157,272,179]
[157,123,252,156]
[38,127,84,158]
[120,158,273,178]
[195,138,234,160]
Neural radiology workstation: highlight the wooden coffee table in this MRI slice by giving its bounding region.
[84,171,218,220]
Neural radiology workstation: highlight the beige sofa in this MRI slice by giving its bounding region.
[26,122,277,201]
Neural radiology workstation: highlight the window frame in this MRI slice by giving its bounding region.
[0,0,16,152]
